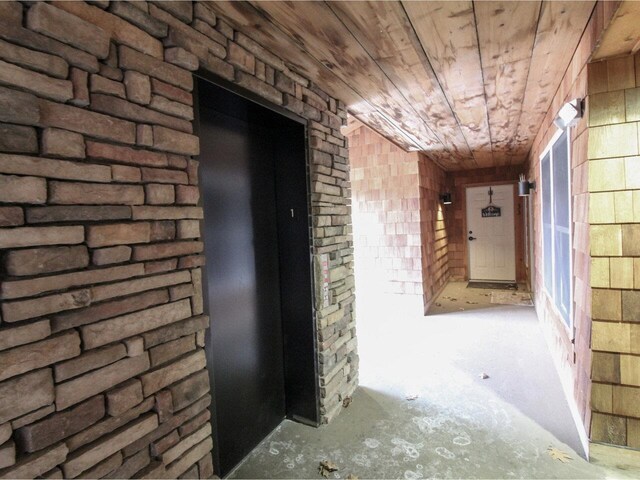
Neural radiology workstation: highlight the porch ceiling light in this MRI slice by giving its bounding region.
[440,193,452,205]
[553,98,583,130]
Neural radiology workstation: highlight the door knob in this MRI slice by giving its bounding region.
[468,236,476,241]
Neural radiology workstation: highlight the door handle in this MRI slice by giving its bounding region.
[468,236,476,241]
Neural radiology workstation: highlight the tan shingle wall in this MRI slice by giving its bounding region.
[525,0,604,443]
[588,53,640,448]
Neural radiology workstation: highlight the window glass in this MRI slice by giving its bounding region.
[553,134,570,229]
[541,131,571,327]
[552,133,571,322]
[554,229,571,321]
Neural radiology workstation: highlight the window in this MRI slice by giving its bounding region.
[541,130,572,328]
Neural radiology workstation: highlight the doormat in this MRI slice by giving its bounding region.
[490,291,533,306]
[467,281,517,290]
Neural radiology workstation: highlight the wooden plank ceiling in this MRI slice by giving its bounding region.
[207,1,596,171]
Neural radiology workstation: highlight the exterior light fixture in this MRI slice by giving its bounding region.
[440,193,452,204]
[553,98,583,130]
[518,173,535,196]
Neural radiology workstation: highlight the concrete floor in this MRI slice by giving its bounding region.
[229,282,625,479]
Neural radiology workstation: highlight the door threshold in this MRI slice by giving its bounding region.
[467,281,518,290]
[468,279,516,283]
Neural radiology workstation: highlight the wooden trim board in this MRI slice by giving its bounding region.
[589,442,640,478]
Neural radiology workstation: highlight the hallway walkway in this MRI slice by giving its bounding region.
[230,283,625,478]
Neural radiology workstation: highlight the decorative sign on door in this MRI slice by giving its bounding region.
[481,187,502,217]
[482,205,501,217]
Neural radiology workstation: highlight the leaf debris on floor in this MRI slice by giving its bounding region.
[479,372,490,379]
[405,393,419,401]
[342,396,352,408]
[547,446,572,463]
[318,460,338,478]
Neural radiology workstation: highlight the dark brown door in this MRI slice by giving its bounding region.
[197,77,319,476]
[199,92,286,476]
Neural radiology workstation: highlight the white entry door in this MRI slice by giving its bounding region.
[466,184,516,281]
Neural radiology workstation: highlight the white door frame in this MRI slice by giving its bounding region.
[465,183,517,282]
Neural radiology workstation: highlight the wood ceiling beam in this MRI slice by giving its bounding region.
[341,116,365,137]
[591,0,640,60]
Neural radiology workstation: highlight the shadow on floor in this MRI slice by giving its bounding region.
[423,282,579,453]
[230,385,607,479]
[229,282,621,479]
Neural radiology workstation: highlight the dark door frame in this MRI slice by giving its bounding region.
[193,69,321,475]
[194,70,308,126]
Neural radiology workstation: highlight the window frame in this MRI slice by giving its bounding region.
[539,127,574,336]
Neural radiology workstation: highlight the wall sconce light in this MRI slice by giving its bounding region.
[518,174,535,196]
[440,193,452,205]
[553,98,583,130]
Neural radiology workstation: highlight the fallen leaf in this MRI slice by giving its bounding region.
[479,373,489,379]
[319,460,338,477]
[322,461,338,471]
[547,446,572,463]
[346,475,359,480]
[342,396,352,408]
[405,394,419,401]
[435,302,442,307]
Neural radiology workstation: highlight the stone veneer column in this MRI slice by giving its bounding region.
[588,53,640,449]
[0,1,357,478]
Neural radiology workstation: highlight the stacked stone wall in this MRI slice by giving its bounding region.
[0,1,357,478]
